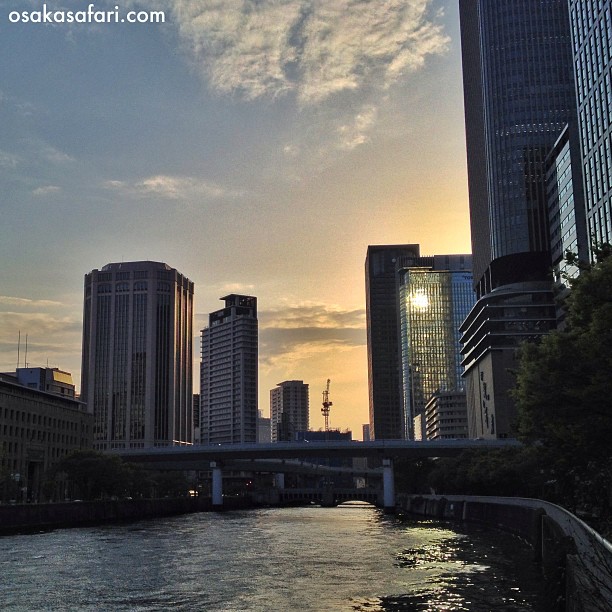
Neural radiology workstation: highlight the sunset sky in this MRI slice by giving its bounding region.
[0,0,471,438]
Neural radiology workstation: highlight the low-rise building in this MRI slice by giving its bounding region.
[0,372,93,502]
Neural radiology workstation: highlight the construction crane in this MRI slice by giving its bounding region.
[321,379,333,432]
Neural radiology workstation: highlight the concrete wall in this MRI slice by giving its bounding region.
[398,494,612,612]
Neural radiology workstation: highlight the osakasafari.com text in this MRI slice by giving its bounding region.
[7,4,166,25]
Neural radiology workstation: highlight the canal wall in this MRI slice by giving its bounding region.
[0,496,254,535]
[398,494,612,612]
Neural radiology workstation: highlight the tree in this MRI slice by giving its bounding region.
[514,247,612,519]
[54,450,130,500]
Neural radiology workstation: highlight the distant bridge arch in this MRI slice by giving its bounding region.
[255,487,383,508]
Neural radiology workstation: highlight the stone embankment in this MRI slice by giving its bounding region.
[398,494,612,612]
[0,496,252,535]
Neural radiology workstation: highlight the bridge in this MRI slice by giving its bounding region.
[253,487,383,508]
[116,438,520,511]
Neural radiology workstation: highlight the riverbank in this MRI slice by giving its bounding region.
[0,496,254,535]
[398,494,612,612]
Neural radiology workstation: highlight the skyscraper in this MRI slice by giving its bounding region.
[397,256,474,439]
[270,380,309,442]
[459,0,577,438]
[460,0,577,297]
[200,295,258,445]
[81,261,194,450]
[568,1,612,254]
[365,244,420,440]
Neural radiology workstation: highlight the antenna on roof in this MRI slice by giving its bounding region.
[17,330,20,371]
[24,334,28,368]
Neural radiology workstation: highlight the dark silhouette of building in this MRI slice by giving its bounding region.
[270,380,309,442]
[459,0,577,438]
[365,244,420,440]
[81,261,194,450]
[0,371,92,502]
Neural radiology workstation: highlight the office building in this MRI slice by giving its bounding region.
[424,390,468,440]
[15,367,76,399]
[398,255,474,439]
[0,371,92,502]
[568,1,612,255]
[459,0,577,437]
[270,380,309,442]
[200,295,258,445]
[365,244,420,440]
[81,261,194,450]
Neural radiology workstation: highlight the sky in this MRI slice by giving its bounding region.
[0,0,471,439]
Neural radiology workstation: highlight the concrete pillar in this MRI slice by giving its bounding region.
[382,458,395,513]
[211,462,223,509]
[274,473,285,490]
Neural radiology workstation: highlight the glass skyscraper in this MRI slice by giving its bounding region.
[81,261,194,450]
[398,257,474,439]
[569,1,612,254]
[459,0,577,438]
[460,0,577,296]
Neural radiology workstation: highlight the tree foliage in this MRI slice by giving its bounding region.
[513,247,612,518]
[53,450,191,501]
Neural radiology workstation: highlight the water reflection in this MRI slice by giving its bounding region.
[0,506,543,611]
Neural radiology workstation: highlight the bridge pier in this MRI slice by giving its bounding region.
[382,458,395,513]
[274,473,285,490]
[211,462,223,510]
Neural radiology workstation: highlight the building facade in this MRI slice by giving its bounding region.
[365,244,421,440]
[424,390,468,440]
[546,123,589,288]
[460,0,577,297]
[458,0,577,437]
[460,282,557,438]
[200,295,258,445]
[568,0,612,256]
[397,255,474,439]
[270,380,309,443]
[0,373,92,502]
[81,261,194,450]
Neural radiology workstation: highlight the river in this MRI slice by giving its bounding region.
[0,504,544,611]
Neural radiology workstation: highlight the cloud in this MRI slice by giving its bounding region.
[0,309,82,372]
[260,303,365,330]
[136,0,448,105]
[258,303,366,370]
[217,282,256,294]
[41,146,75,164]
[0,312,81,337]
[0,150,21,168]
[32,185,62,196]
[336,104,378,150]
[104,174,244,201]
[0,296,64,309]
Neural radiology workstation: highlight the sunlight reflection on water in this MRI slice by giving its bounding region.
[0,505,543,611]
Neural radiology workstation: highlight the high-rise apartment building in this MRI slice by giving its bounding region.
[397,255,474,439]
[270,380,309,442]
[458,0,577,438]
[81,261,194,450]
[200,295,258,445]
[568,1,612,255]
[365,244,420,440]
